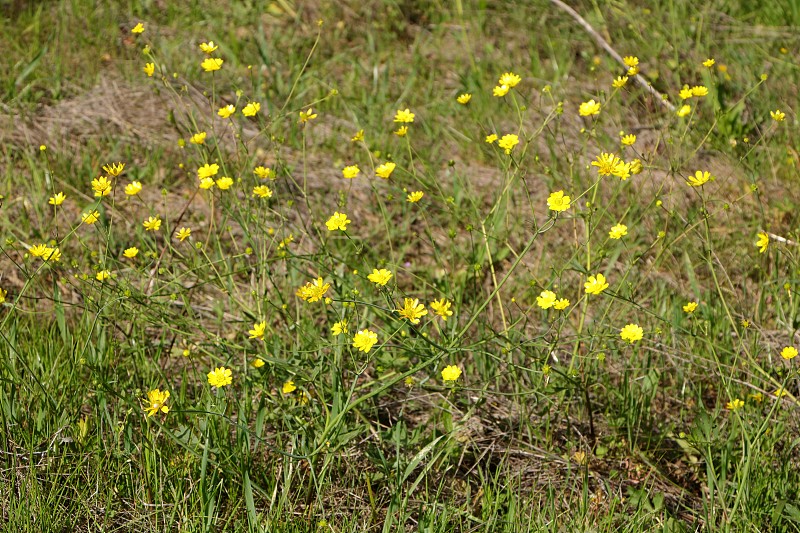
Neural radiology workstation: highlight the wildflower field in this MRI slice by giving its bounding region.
[3,1,800,531]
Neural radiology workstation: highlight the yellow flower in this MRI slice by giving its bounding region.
[142,389,170,417]
[492,85,509,97]
[197,163,219,179]
[368,268,393,286]
[779,346,799,361]
[623,56,639,68]
[331,320,348,336]
[621,133,636,146]
[498,134,520,155]
[683,301,698,313]
[407,191,424,203]
[375,162,396,179]
[248,321,266,340]
[143,216,162,231]
[703,58,715,67]
[254,166,275,180]
[282,380,297,394]
[253,185,273,198]
[351,129,364,142]
[143,63,155,77]
[679,85,693,100]
[485,134,498,144]
[190,132,206,145]
[49,192,66,206]
[691,85,708,97]
[749,392,763,403]
[199,41,218,54]
[125,181,142,196]
[394,126,408,137]
[242,102,261,117]
[579,99,601,116]
[554,298,570,310]
[547,190,570,212]
[630,159,643,175]
[726,398,744,411]
[342,165,360,179]
[30,244,48,257]
[215,176,233,190]
[584,274,609,295]
[123,247,139,258]
[627,66,639,76]
[91,176,112,197]
[326,212,351,231]
[42,247,61,262]
[612,76,628,88]
[591,152,621,176]
[201,57,223,72]
[353,329,379,353]
[252,359,265,368]
[394,108,415,123]
[176,227,191,241]
[456,93,472,104]
[103,162,125,176]
[396,298,428,324]
[430,299,453,320]
[207,367,232,388]
[676,104,691,117]
[686,170,711,187]
[620,323,643,344]
[295,277,331,302]
[771,110,786,122]
[774,388,789,398]
[609,224,628,239]
[299,108,318,123]
[0,288,6,304]
[96,270,111,282]
[612,160,631,180]
[441,365,462,382]
[756,232,769,253]
[131,22,144,34]
[199,177,215,190]
[82,211,100,225]
[218,104,236,118]
[536,290,556,309]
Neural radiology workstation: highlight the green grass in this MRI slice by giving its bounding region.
[2,0,800,531]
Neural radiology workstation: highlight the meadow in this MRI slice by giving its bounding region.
[2,0,800,531]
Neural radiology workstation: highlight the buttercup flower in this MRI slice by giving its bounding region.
[691,85,708,97]
[430,298,453,320]
[683,301,698,313]
[679,85,694,100]
[407,191,424,203]
[123,247,139,258]
[82,211,100,225]
[352,329,378,353]
[394,126,408,136]
[143,216,161,231]
[0,288,6,304]
[456,93,472,104]
[49,192,66,206]
[536,290,557,309]
[686,170,711,187]
[30,244,48,257]
[190,132,206,145]
[592,152,621,176]
[199,177,215,189]
[677,104,692,117]
[142,389,170,417]
[781,346,798,360]
[242,102,261,116]
[253,185,273,198]
[621,134,636,146]
[630,159,643,174]
[248,321,266,340]
[282,380,296,394]
[295,277,330,302]
[91,176,112,197]
[176,227,191,241]
[554,298,570,310]
[207,367,232,388]
[726,398,744,410]
[342,165,360,179]
[584,274,609,295]
[771,110,786,122]
[197,163,219,179]
[394,108,415,123]
[612,161,631,180]
[326,212,351,231]
[218,105,236,118]
[579,99,601,116]
[252,359,265,368]
[396,298,428,324]
[199,41,218,54]
[609,224,628,239]
[492,85,509,97]
[368,268,393,286]
[498,72,521,87]
[756,232,769,253]
[547,190,571,212]
[498,134,519,155]
[351,129,364,142]
[42,248,61,262]
[703,58,715,67]
[254,166,275,180]
[620,323,643,344]
[96,270,111,282]
[131,22,144,34]
[299,108,317,123]
[612,76,628,88]
[376,162,396,179]
[623,56,638,68]
[215,176,233,190]
[143,63,155,77]
[103,162,125,176]
[331,320,348,336]
[125,181,142,196]
[441,365,462,382]
[201,57,223,72]
[485,134,498,144]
